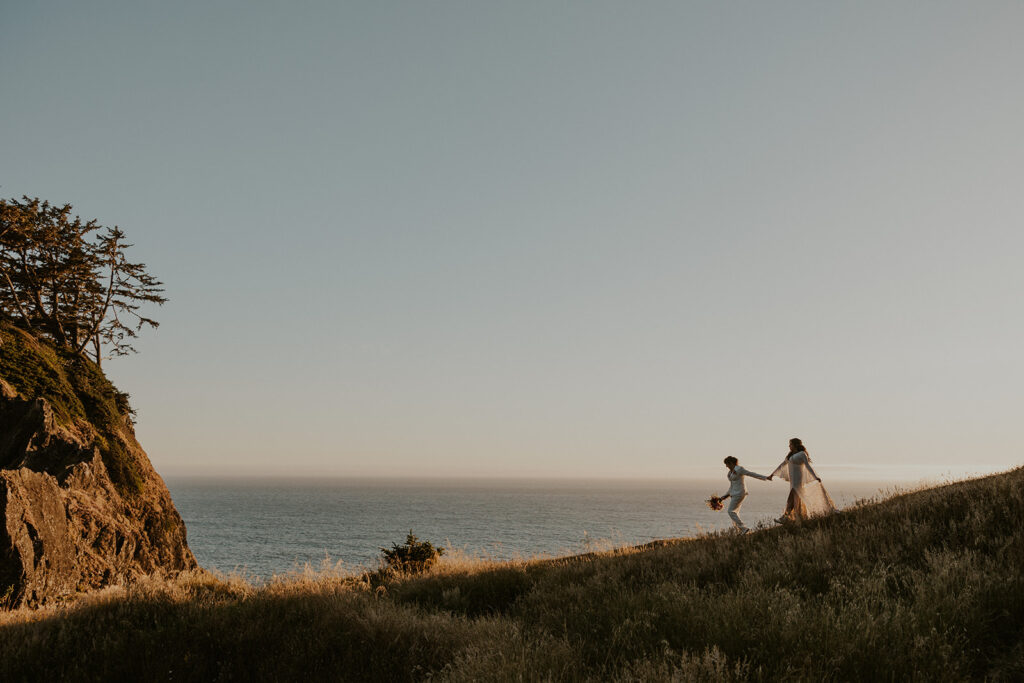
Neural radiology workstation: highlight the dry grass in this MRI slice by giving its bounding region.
[2,467,1023,681]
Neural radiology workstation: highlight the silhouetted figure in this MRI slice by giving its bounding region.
[720,456,770,533]
[769,438,835,522]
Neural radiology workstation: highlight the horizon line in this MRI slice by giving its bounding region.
[161,464,1019,485]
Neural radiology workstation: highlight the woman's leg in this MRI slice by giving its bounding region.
[777,489,799,523]
[784,489,798,516]
[793,495,808,521]
[727,493,748,532]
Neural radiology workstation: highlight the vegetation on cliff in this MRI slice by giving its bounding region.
[0,323,143,494]
[1,195,164,494]
[1,467,1021,681]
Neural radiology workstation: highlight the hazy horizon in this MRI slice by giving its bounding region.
[161,462,1007,488]
[3,2,1022,481]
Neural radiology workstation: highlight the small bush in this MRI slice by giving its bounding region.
[381,531,445,574]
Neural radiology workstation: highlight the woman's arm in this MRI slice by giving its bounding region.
[769,461,787,480]
[737,466,769,481]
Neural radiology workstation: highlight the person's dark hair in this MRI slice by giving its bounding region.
[789,438,810,460]
[724,456,738,467]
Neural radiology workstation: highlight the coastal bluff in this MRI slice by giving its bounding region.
[0,325,195,608]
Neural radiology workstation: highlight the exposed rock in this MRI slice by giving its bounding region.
[0,331,196,608]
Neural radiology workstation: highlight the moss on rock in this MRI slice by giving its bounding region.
[0,324,143,495]
[0,325,85,423]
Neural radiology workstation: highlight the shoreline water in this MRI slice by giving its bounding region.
[167,477,898,578]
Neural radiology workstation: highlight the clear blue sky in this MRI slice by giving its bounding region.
[2,1,1021,480]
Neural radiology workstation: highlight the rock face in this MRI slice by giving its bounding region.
[0,350,196,608]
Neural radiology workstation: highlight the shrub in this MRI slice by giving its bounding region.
[381,531,445,574]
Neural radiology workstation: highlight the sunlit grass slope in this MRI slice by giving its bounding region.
[2,468,1022,681]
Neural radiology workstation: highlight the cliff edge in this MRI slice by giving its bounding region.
[0,324,195,607]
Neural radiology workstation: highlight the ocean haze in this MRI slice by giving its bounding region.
[2,2,1022,480]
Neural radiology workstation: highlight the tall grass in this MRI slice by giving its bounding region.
[2,468,1022,681]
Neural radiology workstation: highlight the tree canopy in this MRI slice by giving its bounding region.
[0,196,166,365]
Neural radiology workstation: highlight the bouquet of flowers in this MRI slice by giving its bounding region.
[706,495,724,511]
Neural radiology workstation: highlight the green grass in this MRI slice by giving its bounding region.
[1,467,1022,681]
[0,323,144,494]
[0,324,86,422]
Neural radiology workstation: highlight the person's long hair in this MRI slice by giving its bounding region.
[788,438,811,461]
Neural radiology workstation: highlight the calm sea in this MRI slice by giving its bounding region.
[167,478,889,579]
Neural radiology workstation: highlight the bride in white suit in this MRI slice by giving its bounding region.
[769,438,835,522]
[721,456,770,533]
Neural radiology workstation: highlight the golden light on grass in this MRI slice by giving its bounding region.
[1,468,1022,680]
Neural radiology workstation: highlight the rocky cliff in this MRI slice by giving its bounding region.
[0,325,196,608]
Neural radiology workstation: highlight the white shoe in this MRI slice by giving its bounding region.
[775,516,788,524]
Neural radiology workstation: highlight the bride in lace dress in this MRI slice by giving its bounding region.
[769,438,835,522]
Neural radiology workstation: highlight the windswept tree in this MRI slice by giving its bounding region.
[0,197,166,366]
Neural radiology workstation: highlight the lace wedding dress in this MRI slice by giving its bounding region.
[771,451,836,519]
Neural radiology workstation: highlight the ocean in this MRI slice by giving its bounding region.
[167,477,891,579]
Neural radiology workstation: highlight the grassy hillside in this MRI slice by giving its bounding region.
[1,468,1022,681]
[0,323,144,493]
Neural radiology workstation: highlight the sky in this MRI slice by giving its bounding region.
[2,1,1022,481]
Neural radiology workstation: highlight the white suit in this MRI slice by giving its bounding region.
[723,466,769,532]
